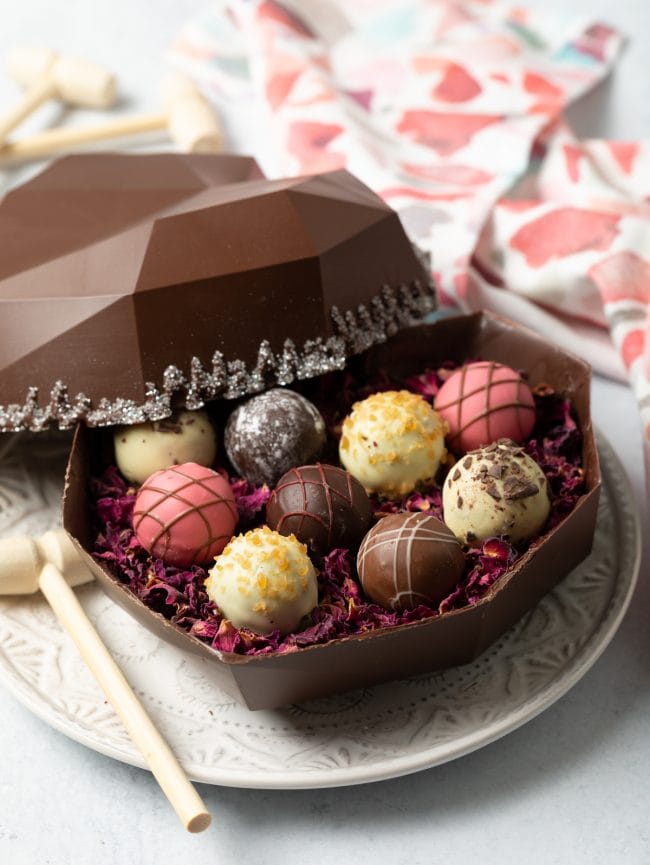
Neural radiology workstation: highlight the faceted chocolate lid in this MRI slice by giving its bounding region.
[0,153,435,432]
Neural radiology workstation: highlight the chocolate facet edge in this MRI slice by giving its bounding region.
[63,311,601,710]
[0,157,435,433]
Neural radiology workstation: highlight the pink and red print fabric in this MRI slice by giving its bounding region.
[172,0,650,478]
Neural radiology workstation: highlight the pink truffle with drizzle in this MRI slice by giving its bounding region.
[435,361,536,455]
[133,462,238,567]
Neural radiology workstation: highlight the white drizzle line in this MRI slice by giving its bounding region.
[401,512,420,609]
[357,527,458,574]
[357,515,458,588]
[391,589,432,609]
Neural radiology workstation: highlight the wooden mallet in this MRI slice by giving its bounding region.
[0,72,223,162]
[0,47,117,142]
[0,528,211,834]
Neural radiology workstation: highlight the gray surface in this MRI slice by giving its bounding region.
[0,2,649,863]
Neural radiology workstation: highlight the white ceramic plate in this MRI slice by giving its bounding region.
[0,431,640,789]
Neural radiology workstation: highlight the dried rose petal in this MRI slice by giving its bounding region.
[230,476,270,524]
[403,370,441,398]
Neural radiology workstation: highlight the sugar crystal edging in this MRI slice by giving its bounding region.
[0,277,436,433]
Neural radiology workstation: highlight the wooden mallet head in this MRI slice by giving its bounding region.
[0,72,223,162]
[0,46,117,142]
[0,529,92,595]
[7,46,116,109]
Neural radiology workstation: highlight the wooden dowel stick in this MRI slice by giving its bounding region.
[38,562,211,834]
[0,112,167,162]
[0,76,57,140]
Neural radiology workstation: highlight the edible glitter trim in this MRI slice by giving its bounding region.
[0,276,436,433]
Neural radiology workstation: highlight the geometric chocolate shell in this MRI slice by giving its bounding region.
[0,154,435,432]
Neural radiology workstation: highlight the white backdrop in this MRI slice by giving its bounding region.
[0,2,648,864]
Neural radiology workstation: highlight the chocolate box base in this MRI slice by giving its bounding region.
[63,312,600,710]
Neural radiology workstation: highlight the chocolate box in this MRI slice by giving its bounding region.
[63,311,600,710]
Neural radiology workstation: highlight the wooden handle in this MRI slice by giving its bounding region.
[38,562,211,833]
[0,75,57,141]
[0,112,167,162]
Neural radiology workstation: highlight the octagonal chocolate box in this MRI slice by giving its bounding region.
[0,155,599,710]
[62,311,598,710]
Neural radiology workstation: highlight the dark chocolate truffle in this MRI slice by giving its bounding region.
[224,388,326,487]
[357,512,465,611]
[266,464,372,555]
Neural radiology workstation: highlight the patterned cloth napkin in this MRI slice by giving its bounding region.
[170,0,650,477]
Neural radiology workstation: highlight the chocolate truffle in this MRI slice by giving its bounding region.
[133,463,238,567]
[435,361,536,455]
[357,512,465,611]
[206,526,318,635]
[114,410,217,485]
[339,390,446,497]
[266,464,372,555]
[443,439,551,545]
[224,388,326,487]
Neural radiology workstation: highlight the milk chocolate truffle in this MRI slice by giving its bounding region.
[206,526,318,635]
[266,464,372,555]
[443,439,551,546]
[357,512,465,611]
[224,388,326,487]
[339,390,446,497]
[133,463,238,567]
[114,410,217,485]
[435,361,536,455]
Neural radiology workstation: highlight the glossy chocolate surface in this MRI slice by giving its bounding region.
[267,464,372,555]
[357,512,465,611]
[0,155,433,432]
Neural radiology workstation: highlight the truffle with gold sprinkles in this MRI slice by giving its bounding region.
[339,390,446,497]
[205,526,318,635]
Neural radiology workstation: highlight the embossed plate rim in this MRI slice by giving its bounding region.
[0,432,640,789]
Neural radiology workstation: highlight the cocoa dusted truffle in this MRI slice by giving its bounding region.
[266,464,372,555]
[435,361,536,455]
[339,390,446,497]
[224,388,326,487]
[114,410,217,485]
[357,512,465,611]
[205,526,318,635]
[443,439,551,545]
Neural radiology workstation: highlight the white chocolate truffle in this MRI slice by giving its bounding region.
[205,526,318,635]
[339,390,446,497]
[114,410,217,485]
[443,439,551,546]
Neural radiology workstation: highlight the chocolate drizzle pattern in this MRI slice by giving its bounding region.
[267,464,371,554]
[0,279,435,433]
[357,512,464,611]
[435,361,535,451]
[133,465,238,565]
